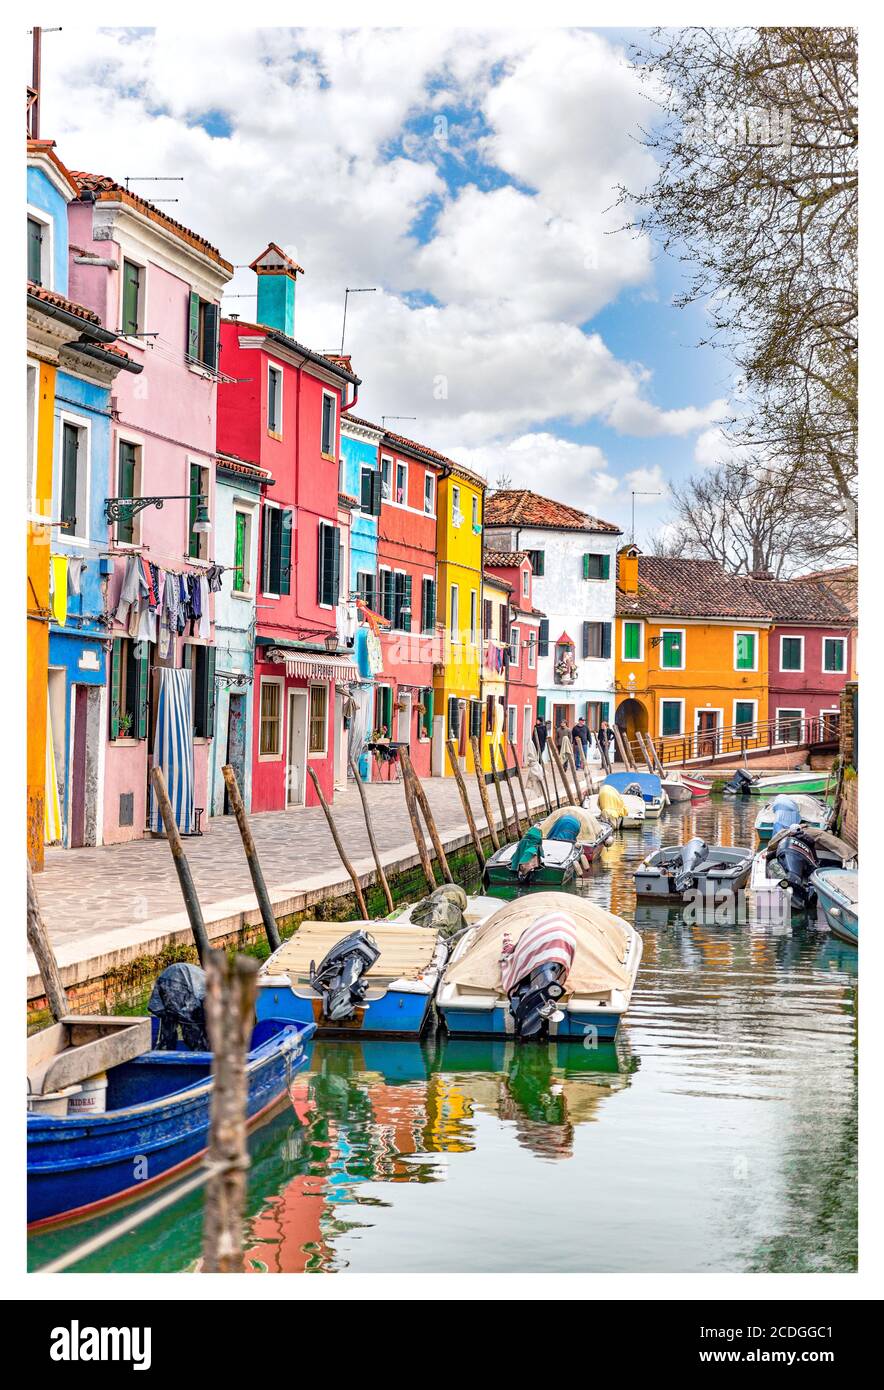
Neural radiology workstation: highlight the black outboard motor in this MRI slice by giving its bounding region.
[724,769,754,797]
[148,962,209,1051]
[774,828,819,910]
[309,930,381,1023]
[674,836,708,893]
[508,963,568,1042]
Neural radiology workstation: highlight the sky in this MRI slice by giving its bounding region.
[34,24,739,543]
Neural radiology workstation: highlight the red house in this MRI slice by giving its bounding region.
[484,550,543,760]
[744,574,854,743]
[347,418,442,778]
[217,245,361,809]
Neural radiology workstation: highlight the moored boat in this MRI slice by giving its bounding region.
[635,837,753,901]
[660,773,693,803]
[436,892,643,1040]
[810,868,858,945]
[726,768,833,798]
[484,827,583,890]
[536,805,614,866]
[678,772,714,799]
[754,794,832,845]
[748,849,792,926]
[602,771,665,817]
[586,786,646,828]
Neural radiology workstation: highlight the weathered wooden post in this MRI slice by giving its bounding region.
[221,765,281,952]
[509,740,534,826]
[563,735,584,806]
[533,732,554,813]
[26,862,69,1022]
[399,747,454,884]
[447,739,485,872]
[150,765,212,966]
[400,755,437,892]
[496,742,522,836]
[548,735,579,806]
[597,728,612,775]
[470,735,500,851]
[488,739,514,841]
[202,949,258,1273]
[306,766,369,917]
[348,756,394,912]
[613,722,634,771]
[636,730,656,774]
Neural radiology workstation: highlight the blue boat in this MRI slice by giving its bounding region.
[27,1017,313,1228]
[602,771,664,817]
[811,867,858,946]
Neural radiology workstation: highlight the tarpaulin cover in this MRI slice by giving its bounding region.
[598,784,629,820]
[538,806,604,839]
[511,826,543,870]
[148,962,208,1051]
[444,891,633,995]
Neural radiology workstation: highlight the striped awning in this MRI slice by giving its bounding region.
[149,667,194,834]
[266,648,360,682]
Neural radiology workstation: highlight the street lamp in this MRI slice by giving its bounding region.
[104,494,212,535]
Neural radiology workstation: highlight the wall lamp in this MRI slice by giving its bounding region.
[104,494,211,534]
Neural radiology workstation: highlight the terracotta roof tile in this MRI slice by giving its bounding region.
[228,321,360,384]
[484,549,530,567]
[796,565,858,622]
[249,242,305,276]
[485,488,620,534]
[616,556,771,620]
[71,172,233,272]
[743,576,852,625]
[27,280,103,326]
[342,412,486,487]
[483,569,513,591]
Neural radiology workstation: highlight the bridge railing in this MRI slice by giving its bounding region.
[630,712,840,768]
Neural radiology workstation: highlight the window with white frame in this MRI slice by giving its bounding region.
[660,629,685,670]
[267,364,283,435]
[424,471,435,514]
[734,700,757,735]
[259,679,283,757]
[622,620,643,662]
[776,708,804,744]
[380,455,392,500]
[321,392,336,457]
[660,699,684,737]
[822,637,846,673]
[527,630,537,669]
[509,624,520,667]
[507,705,517,742]
[188,461,210,561]
[58,415,90,541]
[780,635,804,672]
[309,684,328,754]
[470,590,478,646]
[233,506,254,594]
[734,631,757,671]
[394,460,407,505]
[471,494,479,529]
[27,211,51,287]
[522,568,529,597]
[451,484,462,526]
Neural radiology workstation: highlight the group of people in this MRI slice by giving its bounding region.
[532,714,617,769]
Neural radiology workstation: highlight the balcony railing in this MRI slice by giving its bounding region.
[633,713,840,768]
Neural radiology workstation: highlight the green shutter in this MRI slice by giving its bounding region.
[204,302,219,370]
[117,442,136,544]
[123,261,140,335]
[331,527,341,606]
[601,623,611,660]
[234,511,246,592]
[110,639,122,738]
[583,554,590,580]
[662,631,682,667]
[624,622,640,660]
[371,469,383,516]
[204,646,216,739]
[662,701,681,736]
[136,642,150,740]
[402,574,413,632]
[61,423,78,536]
[28,218,43,284]
[736,633,754,669]
[536,696,546,720]
[735,701,754,730]
[188,463,201,559]
[187,289,200,361]
[279,509,292,595]
[422,687,434,738]
[601,554,610,580]
[538,618,549,656]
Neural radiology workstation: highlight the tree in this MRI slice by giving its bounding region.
[494,472,513,490]
[625,27,857,557]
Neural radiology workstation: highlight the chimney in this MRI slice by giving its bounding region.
[618,544,640,594]
[249,242,304,339]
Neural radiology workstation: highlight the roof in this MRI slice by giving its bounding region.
[216,452,273,485]
[483,569,512,592]
[616,556,772,620]
[743,576,853,625]
[71,172,233,272]
[485,488,620,534]
[27,138,79,198]
[797,565,858,622]
[484,549,530,567]
[226,320,360,384]
[342,412,485,486]
[27,281,103,327]
[338,492,359,509]
[249,242,304,276]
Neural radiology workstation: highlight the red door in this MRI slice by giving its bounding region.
[697,710,719,758]
[69,685,88,848]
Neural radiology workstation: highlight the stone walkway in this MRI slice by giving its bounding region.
[29,774,549,995]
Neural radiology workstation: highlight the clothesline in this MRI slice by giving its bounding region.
[114,554,225,658]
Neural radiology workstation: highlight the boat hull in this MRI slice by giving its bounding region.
[812,871,858,946]
[440,1003,624,1041]
[255,979,436,1038]
[748,774,831,797]
[27,1019,313,1228]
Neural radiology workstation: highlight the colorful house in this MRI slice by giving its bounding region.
[68,169,233,842]
[216,246,360,810]
[339,413,384,779]
[484,489,621,740]
[479,568,511,771]
[484,550,542,763]
[28,140,141,860]
[434,463,487,775]
[614,548,771,750]
[799,565,858,679]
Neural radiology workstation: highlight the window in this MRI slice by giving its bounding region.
[321,392,336,457]
[59,417,88,540]
[538,618,549,657]
[448,696,461,740]
[185,644,216,739]
[379,567,393,623]
[109,638,149,740]
[472,494,479,530]
[356,570,377,612]
[527,631,537,669]
[380,455,392,500]
[623,620,643,661]
[522,568,529,597]
[233,508,253,594]
[509,624,520,667]
[660,699,684,737]
[587,701,609,730]
[470,590,478,646]
[583,552,610,580]
[527,549,545,577]
[116,439,140,544]
[507,705,517,743]
[188,462,209,560]
[392,571,413,631]
[28,215,47,285]
[122,259,143,336]
[485,694,495,733]
[450,584,459,640]
[536,696,547,720]
[420,687,434,739]
[823,637,846,673]
[660,629,684,670]
[309,684,328,754]
[780,636,804,672]
[421,576,436,635]
[734,701,756,734]
[360,467,381,516]
[375,685,393,735]
[451,484,462,525]
[734,631,756,671]
[186,292,219,371]
[394,460,407,505]
[424,472,435,514]
[582,621,611,659]
[317,521,341,607]
[259,680,283,756]
[776,708,804,744]
[262,505,293,595]
[267,364,283,435]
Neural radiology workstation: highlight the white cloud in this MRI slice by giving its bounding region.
[453,432,617,505]
[624,464,669,499]
[694,425,741,468]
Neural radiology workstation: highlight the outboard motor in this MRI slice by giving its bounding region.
[508,962,568,1042]
[309,930,381,1023]
[148,962,209,1051]
[674,837,707,893]
[724,769,755,796]
[773,828,819,910]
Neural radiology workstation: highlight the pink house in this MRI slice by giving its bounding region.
[68,174,233,842]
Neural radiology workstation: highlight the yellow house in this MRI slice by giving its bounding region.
[434,463,486,774]
[479,569,510,772]
[615,546,770,754]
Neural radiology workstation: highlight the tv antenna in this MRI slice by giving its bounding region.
[28,26,62,139]
[630,490,662,542]
[123,177,184,204]
[341,287,376,354]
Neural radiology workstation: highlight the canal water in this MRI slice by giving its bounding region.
[29,795,857,1274]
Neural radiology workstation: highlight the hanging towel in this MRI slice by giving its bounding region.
[44,700,63,845]
[50,556,68,626]
[206,563,223,593]
[115,555,147,625]
[67,557,86,598]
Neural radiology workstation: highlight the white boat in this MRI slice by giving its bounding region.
[585,791,646,828]
[748,850,792,925]
[635,837,753,900]
[436,892,643,1041]
[536,805,615,866]
[754,794,832,845]
[660,774,693,803]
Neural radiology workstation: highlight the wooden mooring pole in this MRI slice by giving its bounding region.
[509,740,534,826]
[496,742,523,836]
[222,765,281,952]
[306,766,369,917]
[150,765,212,966]
[27,862,69,1022]
[348,756,394,912]
[202,949,258,1273]
[533,732,554,814]
[447,739,485,872]
[549,735,579,806]
[563,735,584,806]
[470,735,500,851]
[613,722,634,771]
[488,739,514,841]
[400,756,437,892]
[400,748,454,884]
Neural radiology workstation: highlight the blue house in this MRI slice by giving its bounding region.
[340,415,384,778]
[28,139,142,847]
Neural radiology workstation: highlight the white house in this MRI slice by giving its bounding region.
[484,489,621,737]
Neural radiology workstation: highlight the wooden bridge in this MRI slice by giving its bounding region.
[620,713,839,772]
